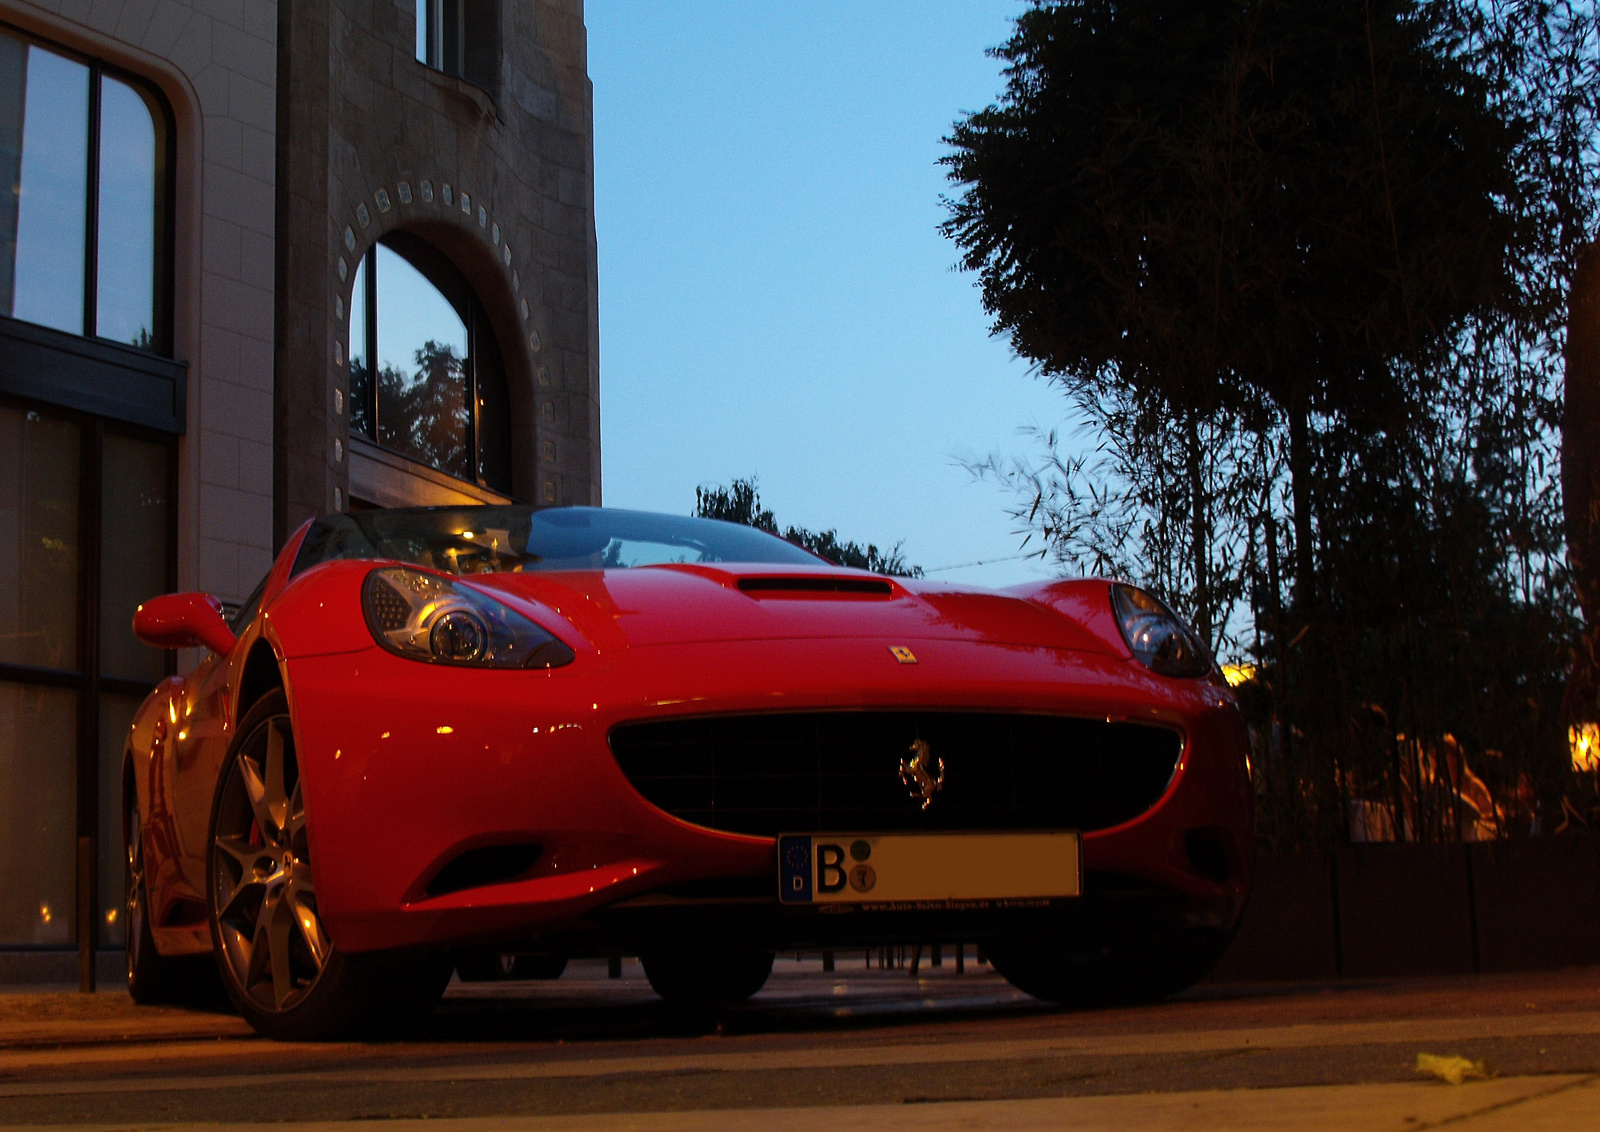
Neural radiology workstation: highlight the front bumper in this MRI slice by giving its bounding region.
[286,637,1253,955]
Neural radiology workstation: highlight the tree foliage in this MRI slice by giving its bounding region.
[945,0,1600,847]
[693,478,923,577]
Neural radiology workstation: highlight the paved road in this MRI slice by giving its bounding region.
[2,956,1599,1129]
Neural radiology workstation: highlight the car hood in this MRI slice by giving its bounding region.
[465,563,1117,655]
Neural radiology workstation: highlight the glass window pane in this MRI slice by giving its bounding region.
[0,404,79,670]
[95,76,157,349]
[375,243,470,480]
[0,32,28,319]
[349,252,371,438]
[100,433,169,683]
[11,44,88,335]
[98,691,143,949]
[416,0,429,65]
[0,682,76,945]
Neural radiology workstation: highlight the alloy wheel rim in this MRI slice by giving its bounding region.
[211,713,330,1012]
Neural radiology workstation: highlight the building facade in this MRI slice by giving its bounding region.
[0,0,599,979]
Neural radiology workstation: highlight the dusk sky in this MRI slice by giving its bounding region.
[586,1,1071,588]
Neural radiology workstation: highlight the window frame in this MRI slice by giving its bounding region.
[348,235,512,496]
[0,390,177,961]
[0,23,176,357]
[414,0,500,96]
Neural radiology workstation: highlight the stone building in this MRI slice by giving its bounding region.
[0,0,600,979]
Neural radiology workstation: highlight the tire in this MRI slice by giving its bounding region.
[126,772,226,1008]
[125,777,181,1004]
[985,925,1233,1009]
[207,689,452,1040]
[640,946,773,1008]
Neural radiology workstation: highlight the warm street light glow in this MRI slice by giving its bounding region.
[1570,723,1600,773]
[1222,663,1256,687]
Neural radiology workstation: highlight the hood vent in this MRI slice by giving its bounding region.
[737,576,894,597]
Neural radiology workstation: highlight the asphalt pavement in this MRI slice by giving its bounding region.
[2,955,1599,1130]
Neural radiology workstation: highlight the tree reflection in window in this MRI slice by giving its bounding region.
[347,236,511,494]
[379,338,470,479]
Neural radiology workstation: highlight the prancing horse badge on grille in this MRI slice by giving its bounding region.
[899,738,945,809]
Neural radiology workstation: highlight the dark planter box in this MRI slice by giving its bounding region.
[1210,851,1338,982]
[1209,834,1600,984]
[1335,841,1475,977]
[1471,834,1600,972]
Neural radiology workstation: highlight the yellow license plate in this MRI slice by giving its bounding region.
[777,831,1081,905]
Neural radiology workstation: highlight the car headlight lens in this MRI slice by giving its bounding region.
[1110,583,1210,678]
[362,566,575,668]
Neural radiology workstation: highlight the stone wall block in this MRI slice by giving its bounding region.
[234,330,273,391]
[202,272,274,340]
[203,166,275,236]
[236,437,272,495]
[196,0,244,26]
[212,19,274,85]
[227,71,275,133]
[165,10,214,76]
[241,0,273,42]
[201,216,243,283]
[114,0,159,42]
[237,543,273,589]
[192,62,231,113]
[197,535,239,598]
[198,431,239,490]
[140,3,191,55]
[199,482,273,549]
[199,324,242,382]
[200,376,272,440]
[204,113,245,173]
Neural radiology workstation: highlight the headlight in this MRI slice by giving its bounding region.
[362,566,575,669]
[1110,583,1210,678]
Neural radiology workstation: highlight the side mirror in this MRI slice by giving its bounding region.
[133,593,237,656]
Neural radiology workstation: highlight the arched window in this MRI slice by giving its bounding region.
[347,235,511,495]
[0,27,170,351]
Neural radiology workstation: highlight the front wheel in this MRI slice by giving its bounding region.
[986,925,1233,1008]
[207,690,450,1039]
[641,945,773,1009]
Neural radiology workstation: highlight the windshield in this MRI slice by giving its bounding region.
[290,506,823,577]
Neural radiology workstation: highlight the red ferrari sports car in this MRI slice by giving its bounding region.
[125,505,1252,1038]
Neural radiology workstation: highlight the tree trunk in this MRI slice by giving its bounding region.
[1563,242,1600,723]
[1287,392,1316,621]
[1186,412,1212,646]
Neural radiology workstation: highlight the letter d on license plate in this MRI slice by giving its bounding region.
[778,831,1080,905]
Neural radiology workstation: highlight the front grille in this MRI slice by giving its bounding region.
[608,712,1183,836]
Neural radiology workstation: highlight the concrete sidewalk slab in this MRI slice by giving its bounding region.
[54,1075,1600,1131]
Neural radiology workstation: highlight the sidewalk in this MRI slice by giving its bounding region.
[0,989,249,1049]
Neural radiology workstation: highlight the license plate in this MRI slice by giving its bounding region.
[777,831,1081,905]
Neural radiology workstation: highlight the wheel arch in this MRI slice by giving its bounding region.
[237,639,285,723]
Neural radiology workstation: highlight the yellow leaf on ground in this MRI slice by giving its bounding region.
[1415,1052,1493,1085]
